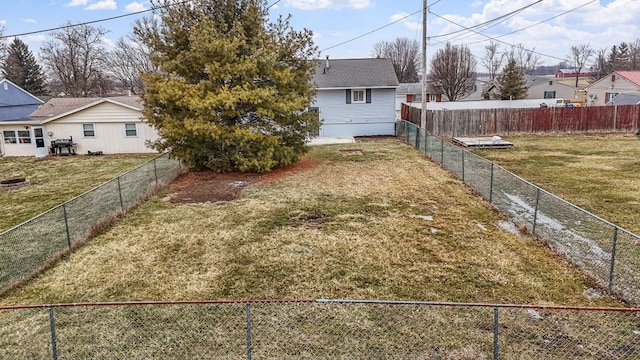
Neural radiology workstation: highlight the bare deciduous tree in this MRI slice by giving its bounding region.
[106,38,158,94]
[627,39,640,70]
[428,42,477,101]
[40,22,111,97]
[566,43,594,87]
[372,38,420,83]
[510,44,542,75]
[481,40,503,80]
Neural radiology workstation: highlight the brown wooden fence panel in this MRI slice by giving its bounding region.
[403,104,640,137]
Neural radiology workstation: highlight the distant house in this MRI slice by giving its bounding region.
[586,71,640,106]
[395,82,442,119]
[311,57,399,137]
[0,96,160,157]
[555,68,594,78]
[0,78,44,122]
[525,75,578,101]
[606,93,640,105]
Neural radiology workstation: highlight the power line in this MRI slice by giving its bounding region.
[428,0,596,62]
[0,0,191,40]
[428,1,541,40]
[319,9,422,54]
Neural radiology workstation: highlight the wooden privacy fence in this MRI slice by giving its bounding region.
[401,103,640,136]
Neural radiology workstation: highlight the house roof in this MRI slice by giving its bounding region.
[0,79,44,121]
[615,71,640,87]
[606,93,640,105]
[396,82,441,94]
[29,96,143,122]
[312,58,399,89]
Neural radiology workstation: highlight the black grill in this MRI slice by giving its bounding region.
[50,137,76,155]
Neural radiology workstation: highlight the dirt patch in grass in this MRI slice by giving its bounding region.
[164,155,321,204]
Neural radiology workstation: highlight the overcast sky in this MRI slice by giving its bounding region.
[1,0,638,68]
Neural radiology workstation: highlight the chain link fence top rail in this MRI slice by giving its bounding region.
[0,153,182,295]
[1,299,639,359]
[396,120,640,306]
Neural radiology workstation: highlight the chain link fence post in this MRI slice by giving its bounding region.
[608,226,619,295]
[48,306,58,360]
[461,151,465,182]
[440,138,444,165]
[62,204,71,249]
[493,306,499,360]
[153,158,159,191]
[116,176,124,211]
[246,303,252,360]
[532,188,540,236]
[489,163,494,203]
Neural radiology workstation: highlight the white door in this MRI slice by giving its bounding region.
[33,127,48,157]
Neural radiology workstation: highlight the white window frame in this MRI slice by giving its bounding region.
[17,130,31,144]
[83,123,96,138]
[124,123,138,137]
[352,89,366,104]
[429,94,437,102]
[3,130,16,144]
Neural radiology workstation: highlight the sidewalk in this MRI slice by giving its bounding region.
[307,137,355,146]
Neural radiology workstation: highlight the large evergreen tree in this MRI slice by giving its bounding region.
[495,56,528,100]
[137,0,318,173]
[2,38,48,96]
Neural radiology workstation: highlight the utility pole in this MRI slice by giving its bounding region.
[420,0,427,129]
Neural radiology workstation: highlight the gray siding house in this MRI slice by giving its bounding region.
[311,58,399,137]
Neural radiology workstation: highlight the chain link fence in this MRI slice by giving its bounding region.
[0,153,182,295]
[1,299,639,359]
[396,120,640,306]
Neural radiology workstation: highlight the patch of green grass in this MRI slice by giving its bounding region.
[0,154,158,231]
[471,133,640,234]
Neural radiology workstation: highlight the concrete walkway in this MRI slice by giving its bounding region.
[307,137,356,146]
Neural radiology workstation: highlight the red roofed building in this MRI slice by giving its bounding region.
[555,68,594,78]
[585,71,640,106]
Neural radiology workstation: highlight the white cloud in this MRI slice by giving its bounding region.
[284,0,371,10]
[391,11,419,31]
[0,20,7,27]
[65,0,88,6]
[85,0,117,10]
[125,1,147,12]
[22,18,38,24]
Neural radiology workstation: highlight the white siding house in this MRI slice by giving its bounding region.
[310,58,399,137]
[0,96,160,157]
[586,71,640,106]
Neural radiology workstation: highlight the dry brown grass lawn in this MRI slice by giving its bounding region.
[0,153,157,231]
[0,138,623,307]
[472,132,640,235]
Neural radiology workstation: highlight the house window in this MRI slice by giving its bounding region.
[352,89,365,103]
[346,89,372,104]
[2,130,16,144]
[429,94,437,102]
[543,91,556,99]
[83,123,95,137]
[17,130,31,144]
[413,94,422,102]
[125,123,138,137]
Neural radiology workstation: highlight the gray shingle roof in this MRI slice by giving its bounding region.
[30,96,142,119]
[311,58,399,89]
[607,93,640,105]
